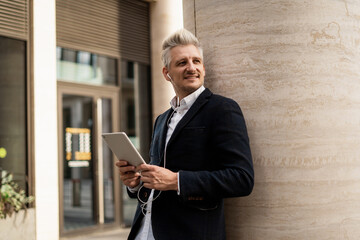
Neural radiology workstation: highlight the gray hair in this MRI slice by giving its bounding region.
[161,29,203,69]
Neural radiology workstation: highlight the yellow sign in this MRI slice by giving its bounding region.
[65,127,91,161]
[0,147,7,159]
[75,152,91,161]
[66,127,90,134]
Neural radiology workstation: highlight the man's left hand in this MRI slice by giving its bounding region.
[136,164,178,191]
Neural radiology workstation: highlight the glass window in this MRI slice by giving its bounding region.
[101,98,115,223]
[62,95,96,231]
[0,36,27,191]
[120,60,152,226]
[56,47,117,86]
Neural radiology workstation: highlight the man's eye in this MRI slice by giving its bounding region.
[178,61,186,65]
[194,59,201,63]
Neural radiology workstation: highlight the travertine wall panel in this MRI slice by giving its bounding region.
[184,0,360,239]
[182,0,195,34]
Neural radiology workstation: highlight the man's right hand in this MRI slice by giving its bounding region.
[115,160,141,188]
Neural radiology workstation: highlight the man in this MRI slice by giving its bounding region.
[115,29,254,240]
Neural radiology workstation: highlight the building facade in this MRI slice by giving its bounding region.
[7,0,359,240]
[0,0,182,239]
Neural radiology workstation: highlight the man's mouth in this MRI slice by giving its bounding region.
[184,75,199,79]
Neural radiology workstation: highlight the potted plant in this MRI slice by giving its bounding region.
[0,170,34,219]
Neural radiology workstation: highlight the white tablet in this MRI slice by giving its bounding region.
[102,132,146,166]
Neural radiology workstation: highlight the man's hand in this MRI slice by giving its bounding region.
[115,160,141,188]
[136,164,178,191]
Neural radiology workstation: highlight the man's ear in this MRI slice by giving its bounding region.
[162,67,171,82]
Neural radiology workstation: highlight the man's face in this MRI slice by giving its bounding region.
[163,44,205,100]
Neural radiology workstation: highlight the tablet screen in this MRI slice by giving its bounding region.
[102,132,146,166]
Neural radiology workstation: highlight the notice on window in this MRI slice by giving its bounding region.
[65,127,91,167]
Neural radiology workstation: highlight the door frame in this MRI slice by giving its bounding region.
[57,81,122,237]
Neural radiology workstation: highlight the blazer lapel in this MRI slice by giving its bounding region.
[152,108,173,166]
[167,88,212,147]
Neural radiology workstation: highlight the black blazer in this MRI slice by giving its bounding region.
[128,88,254,240]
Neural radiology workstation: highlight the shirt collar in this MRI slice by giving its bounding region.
[170,85,205,111]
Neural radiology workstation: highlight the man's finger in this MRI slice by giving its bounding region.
[136,164,154,172]
[121,171,140,179]
[142,183,153,189]
[115,160,129,167]
[123,177,141,188]
[119,165,137,174]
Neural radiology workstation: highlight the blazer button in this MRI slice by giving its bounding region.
[144,192,148,198]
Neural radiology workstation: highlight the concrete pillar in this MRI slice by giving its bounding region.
[33,0,59,239]
[149,0,183,122]
[183,0,360,239]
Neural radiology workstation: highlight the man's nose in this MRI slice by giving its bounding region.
[187,62,196,71]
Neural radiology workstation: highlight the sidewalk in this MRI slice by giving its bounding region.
[62,228,131,240]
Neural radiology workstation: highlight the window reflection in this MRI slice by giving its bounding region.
[77,51,91,64]
[56,47,117,86]
[0,36,27,191]
[120,60,152,226]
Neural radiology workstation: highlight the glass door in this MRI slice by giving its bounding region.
[62,94,95,230]
[58,83,120,235]
[99,97,115,224]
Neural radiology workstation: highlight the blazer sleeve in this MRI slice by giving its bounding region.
[126,115,161,199]
[178,98,254,204]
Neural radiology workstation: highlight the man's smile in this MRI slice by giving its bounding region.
[184,74,200,80]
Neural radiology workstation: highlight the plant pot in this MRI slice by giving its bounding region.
[0,208,36,240]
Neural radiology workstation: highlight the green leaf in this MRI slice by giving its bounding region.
[0,170,35,219]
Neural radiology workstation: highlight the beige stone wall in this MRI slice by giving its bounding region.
[0,209,36,240]
[184,0,360,239]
